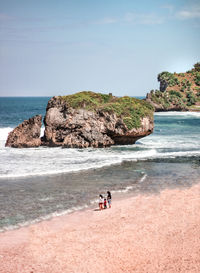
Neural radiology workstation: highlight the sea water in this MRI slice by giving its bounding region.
[0,97,200,231]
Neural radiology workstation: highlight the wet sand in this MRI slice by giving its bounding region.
[0,183,200,273]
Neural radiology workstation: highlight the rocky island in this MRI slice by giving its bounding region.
[6,91,154,148]
[146,62,200,111]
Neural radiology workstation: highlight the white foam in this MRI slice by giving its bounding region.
[0,147,123,178]
[1,143,200,179]
[139,134,200,149]
[140,174,147,182]
[40,126,45,137]
[112,173,147,194]
[0,127,13,141]
[155,111,200,117]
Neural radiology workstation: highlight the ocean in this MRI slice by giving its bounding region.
[0,97,200,231]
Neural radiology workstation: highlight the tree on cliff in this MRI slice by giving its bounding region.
[194,62,200,72]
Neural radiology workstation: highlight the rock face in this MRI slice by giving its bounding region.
[6,115,42,148]
[157,74,168,92]
[42,95,154,148]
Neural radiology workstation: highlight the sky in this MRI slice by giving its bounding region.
[0,0,200,97]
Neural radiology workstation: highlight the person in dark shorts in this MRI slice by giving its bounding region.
[107,191,112,208]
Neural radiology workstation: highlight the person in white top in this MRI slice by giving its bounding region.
[99,194,104,210]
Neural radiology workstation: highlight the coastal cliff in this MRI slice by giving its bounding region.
[42,91,154,148]
[146,62,200,111]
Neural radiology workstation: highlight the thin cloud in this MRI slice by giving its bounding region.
[124,12,164,25]
[94,13,164,26]
[95,17,117,25]
[176,6,200,19]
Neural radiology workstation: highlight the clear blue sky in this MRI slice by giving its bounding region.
[0,0,200,97]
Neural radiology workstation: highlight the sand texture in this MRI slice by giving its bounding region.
[0,183,200,273]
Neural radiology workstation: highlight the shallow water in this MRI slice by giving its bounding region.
[0,157,199,231]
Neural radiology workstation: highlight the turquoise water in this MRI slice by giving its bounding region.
[0,97,200,231]
[0,97,50,127]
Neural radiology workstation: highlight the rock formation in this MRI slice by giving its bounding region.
[146,63,200,112]
[6,115,42,148]
[42,92,154,148]
[5,92,154,148]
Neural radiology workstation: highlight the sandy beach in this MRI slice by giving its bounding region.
[0,183,200,273]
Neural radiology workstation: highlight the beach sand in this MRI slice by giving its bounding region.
[0,183,200,273]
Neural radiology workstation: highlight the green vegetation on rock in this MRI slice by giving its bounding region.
[196,90,200,97]
[158,72,180,87]
[150,90,185,109]
[61,91,154,129]
[62,91,111,109]
[186,92,197,106]
[168,90,182,98]
[194,73,200,86]
[148,62,200,111]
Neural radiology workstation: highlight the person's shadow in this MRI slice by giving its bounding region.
[94,208,107,211]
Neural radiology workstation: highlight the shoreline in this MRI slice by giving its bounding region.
[0,175,146,233]
[1,169,198,234]
[0,182,200,273]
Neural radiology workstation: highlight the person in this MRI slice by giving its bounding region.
[104,197,107,209]
[107,191,112,208]
[99,194,104,210]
